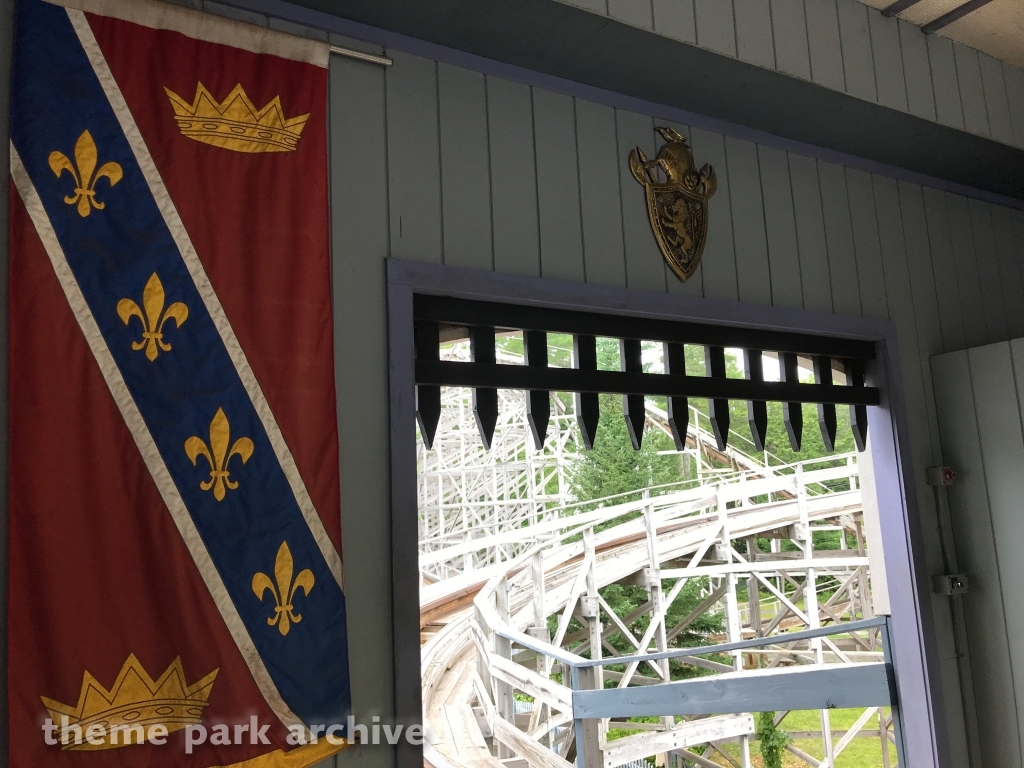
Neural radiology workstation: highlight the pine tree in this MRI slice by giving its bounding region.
[567,392,680,506]
[565,340,724,681]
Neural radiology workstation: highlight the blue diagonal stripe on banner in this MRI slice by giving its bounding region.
[10,0,349,725]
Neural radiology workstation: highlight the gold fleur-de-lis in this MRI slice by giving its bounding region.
[117,273,189,361]
[48,130,123,217]
[184,408,254,501]
[252,541,315,636]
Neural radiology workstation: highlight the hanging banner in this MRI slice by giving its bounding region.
[8,0,349,764]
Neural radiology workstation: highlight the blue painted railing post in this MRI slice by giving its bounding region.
[570,664,585,767]
[571,664,601,768]
[881,616,908,766]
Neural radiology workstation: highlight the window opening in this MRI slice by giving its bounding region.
[415,295,904,768]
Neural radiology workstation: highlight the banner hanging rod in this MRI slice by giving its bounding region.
[329,44,392,66]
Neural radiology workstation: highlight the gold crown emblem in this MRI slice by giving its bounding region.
[41,654,218,751]
[165,82,309,153]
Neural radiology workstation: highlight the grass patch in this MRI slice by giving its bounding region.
[703,709,897,768]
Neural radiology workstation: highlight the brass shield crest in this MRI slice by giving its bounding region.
[629,127,717,282]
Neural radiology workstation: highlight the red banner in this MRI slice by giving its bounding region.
[9,0,348,765]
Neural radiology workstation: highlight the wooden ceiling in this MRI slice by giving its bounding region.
[861,0,1024,68]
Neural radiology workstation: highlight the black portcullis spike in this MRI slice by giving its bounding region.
[471,326,498,449]
[663,342,688,451]
[621,338,644,450]
[525,330,550,449]
[573,334,600,449]
[814,355,837,453]
[744,349,768,451]
[847,358,869,452]
[781,352,802,451]
[705,345,729,450]
[414,320,441,449]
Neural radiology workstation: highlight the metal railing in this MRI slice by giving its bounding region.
[477,614,904,768]
[454,452,884,768]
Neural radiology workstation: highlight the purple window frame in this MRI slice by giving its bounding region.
[386,258,948,768]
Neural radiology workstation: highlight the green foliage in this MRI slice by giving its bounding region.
[763,401,856,464]
[714,710,896,768]
[681,343,858,464]
[559,340,862,688]
[598,579,726,680]
[496,332,575,369]
[757,711,790,768]
[568,392,680,508]
[568,339,682,509]
[564,338,725,683]
[551,496,728,683]
[605,716,661,742]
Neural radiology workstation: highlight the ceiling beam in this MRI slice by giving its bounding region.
[881,0,923,18]
[922,0,997,33]
[228,0,1024,201]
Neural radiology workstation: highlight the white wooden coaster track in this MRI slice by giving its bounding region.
[418,385,898,768]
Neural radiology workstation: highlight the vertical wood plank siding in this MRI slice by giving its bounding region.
[487,77,541,278]
[324,45,1024,762]
[980,53,1014,146]
[575,99,624,287]
[931,343,1024,768]
[900,17,937,121]
[930,36,967,130]
[329,54,395,768]
[386,52,443,264]
[607,0,653,30]
[211,0,1024,151]
[616,111,667,293]
[758,145,803,310]
[652,0,697,44]
[836,0,877,103]
[727,137,772,306]
[6,2,1022,767]
[437,64,492,271]
[954,43,991,139]
[1004,62,1024,146]
[734,0,776,70]
[694,0,737,58]
[818,161,863,316]
[770,0,811,79]
[869,11,908,112]
[564,0,1024,150]
[535,89,585,282]
[789,153,833,313]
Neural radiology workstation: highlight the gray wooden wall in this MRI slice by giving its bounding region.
[561,0,1024,151]
[3,0,1024,765]
[324,42,1024,767]
[932,341,1024,768]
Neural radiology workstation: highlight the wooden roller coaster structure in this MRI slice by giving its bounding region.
[418,369,898,768]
